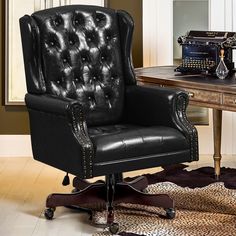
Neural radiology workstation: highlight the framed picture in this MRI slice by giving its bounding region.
[5,0,107,105]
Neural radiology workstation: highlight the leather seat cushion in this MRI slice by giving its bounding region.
[89,124,189,163]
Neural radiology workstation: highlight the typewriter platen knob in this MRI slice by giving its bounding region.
[177,36,186,45]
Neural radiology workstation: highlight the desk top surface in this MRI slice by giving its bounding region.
[135,66,236,93]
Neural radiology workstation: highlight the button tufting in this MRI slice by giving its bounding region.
[105,30,113,41]
[73,12,85,26]
[37,8,124,125]
[54,16,63,27]
[81,52,89,63]
[86,31,98,45]
[95,13,107,27]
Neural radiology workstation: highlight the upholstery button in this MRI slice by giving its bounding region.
[54,17,62,26]
[95,13,106,27]
[54,20,60,26]
[73,13,85,27]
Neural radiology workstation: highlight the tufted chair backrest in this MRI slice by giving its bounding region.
[20,5,136,126]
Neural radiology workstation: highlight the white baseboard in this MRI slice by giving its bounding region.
[0,135,33,157]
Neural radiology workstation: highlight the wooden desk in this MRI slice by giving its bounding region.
[135,66,236,179]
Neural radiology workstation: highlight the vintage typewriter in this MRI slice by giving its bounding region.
[175,30,236,74]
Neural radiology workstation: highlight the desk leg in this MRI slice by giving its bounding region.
[213,109,222,180]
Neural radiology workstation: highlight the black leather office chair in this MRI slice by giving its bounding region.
[20,5,198,234]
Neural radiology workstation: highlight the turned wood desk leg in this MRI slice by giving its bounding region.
[213,109,222,180]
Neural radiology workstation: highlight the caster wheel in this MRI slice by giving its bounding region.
[109,222,119,234]
[165,208,175,219]
[44,208,55,220]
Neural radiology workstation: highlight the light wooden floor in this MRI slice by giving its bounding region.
[0,155,236,236]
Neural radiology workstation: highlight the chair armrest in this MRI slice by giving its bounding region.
[125,85,188,126]
[25,93,80,115]
[25,94,94,178]
[125,85,198,161]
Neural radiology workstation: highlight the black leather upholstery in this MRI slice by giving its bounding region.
[20,5,137,127]
[90,124,189,163]
[20,5,198,180]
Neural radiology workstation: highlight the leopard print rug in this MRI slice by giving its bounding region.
[91,182,236,236]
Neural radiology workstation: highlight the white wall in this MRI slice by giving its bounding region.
[143,0,236,154]
[143,0,173,66]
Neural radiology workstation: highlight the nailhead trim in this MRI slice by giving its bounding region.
[176,93,199,161]
[70,103,94,178]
